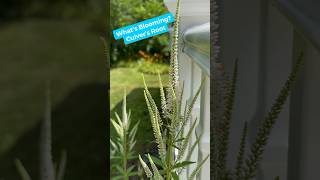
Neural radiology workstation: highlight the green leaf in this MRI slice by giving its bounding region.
[110,155,122,160]
[186,133,202,161]
[111,175,124,180]
[127,165,135,173]
[139,154,153,178]
[115,165,125,175]
[172,161,195,169]
[171,171,179,180]
[178,78,205,137]
[14,159,32,180]
[127,171,140,176]
[174,138,185,143]
[172,144,181,151]
[177,118,198,161]
[147,154,163,180]
[149,155,163,167]
[188,154,209,180]
[111,118,123,138]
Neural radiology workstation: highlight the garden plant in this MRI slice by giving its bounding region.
[110,91,142,180]
[138,0,209,179]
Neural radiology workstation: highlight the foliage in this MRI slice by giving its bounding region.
[211,55,303,180]
[138,0,209,179]
[110,0,170,64]
[109,64,170,169]
[110,91,142,179]
[140,73,209,180]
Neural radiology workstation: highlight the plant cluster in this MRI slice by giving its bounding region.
[138,0,209,179]
[110,91,142,179]
[110,0,209,179]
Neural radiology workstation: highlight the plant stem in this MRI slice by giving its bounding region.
[166,132,173,180]
[123,128,128,180]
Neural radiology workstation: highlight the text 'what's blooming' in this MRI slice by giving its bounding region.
[113,13,174,44]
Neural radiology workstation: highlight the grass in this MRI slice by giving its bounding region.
[137,60,169,75]
[0,19,106,179]
[110,65,169,154]
[110,65,169,109]
[115,60,169,75]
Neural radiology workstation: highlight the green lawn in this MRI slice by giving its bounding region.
[0,19,106,179]
[110,65,168,153]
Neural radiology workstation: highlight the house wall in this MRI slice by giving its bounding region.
[220,0,294,179]
[288,34,320,180]
[222,0,320,179]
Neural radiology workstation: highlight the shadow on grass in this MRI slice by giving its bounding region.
[0,83,108,180]
[110,87,161,156]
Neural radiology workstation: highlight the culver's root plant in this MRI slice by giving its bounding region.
[110,91,141,180]
[139,0,209,179]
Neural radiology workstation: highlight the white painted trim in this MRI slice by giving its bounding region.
[164,0,210,17]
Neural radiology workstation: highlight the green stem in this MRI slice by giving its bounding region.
[166,133,173,180]
[123,128,128,180]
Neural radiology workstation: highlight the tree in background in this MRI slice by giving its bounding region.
[110,0,170,65]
